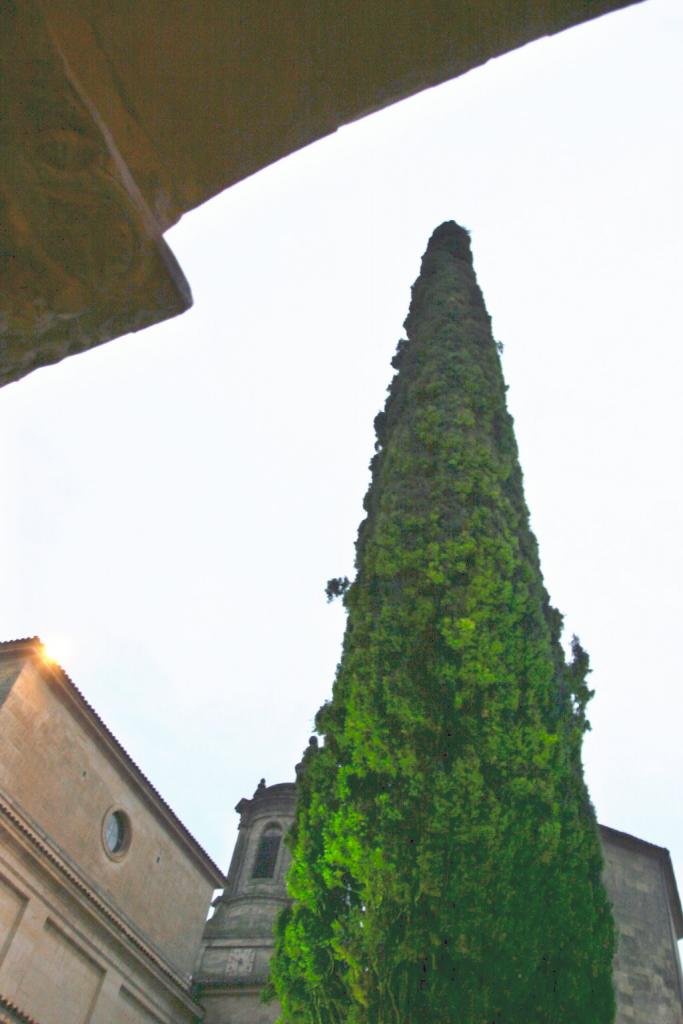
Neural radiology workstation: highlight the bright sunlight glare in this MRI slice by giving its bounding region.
[39,635,71,669]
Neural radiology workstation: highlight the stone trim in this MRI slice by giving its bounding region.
[194,977,270,990]
[0,993,40,1024]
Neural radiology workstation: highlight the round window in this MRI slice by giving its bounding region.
[102,809,130,858]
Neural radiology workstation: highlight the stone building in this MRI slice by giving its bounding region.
[1,638,682,1023]
[601,827,683,1022]
[194,782,297,1024]
[0,638,224,1023]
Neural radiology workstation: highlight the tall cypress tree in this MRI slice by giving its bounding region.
[270,222,615,1023]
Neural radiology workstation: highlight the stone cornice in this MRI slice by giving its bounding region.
[0,993,41,1024]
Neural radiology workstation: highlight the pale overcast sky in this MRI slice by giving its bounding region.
[1,0,681,899]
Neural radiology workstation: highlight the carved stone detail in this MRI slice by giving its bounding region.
[201,946,256,977]
[0,1,191,388]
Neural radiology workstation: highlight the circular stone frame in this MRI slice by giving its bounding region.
[101,806,132,861]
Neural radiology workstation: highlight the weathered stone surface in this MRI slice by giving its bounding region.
[1,0,640,388]
[195,781,296,1024]
[602,826,683,1024]
[0,640,222,981]
[0,0,191,389]
[0,638,224,1023]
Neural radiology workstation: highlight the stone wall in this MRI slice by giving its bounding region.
[0,650,218,978]
[602,826,683,1023]
[0,638,225,1023]
[0,808,202,1023]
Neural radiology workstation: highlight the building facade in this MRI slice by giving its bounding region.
[1,638,682,1022]
[0,638,224,1024]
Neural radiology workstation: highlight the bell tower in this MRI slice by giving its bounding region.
[194,779,296,1023]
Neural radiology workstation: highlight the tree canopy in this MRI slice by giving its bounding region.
[270,222,615,1023]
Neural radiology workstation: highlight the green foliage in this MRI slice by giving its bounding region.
[325,577,351,603]
[271,222,615,1023]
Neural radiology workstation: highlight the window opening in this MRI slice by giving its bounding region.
[103,809,131,857]
[252,827,282,878]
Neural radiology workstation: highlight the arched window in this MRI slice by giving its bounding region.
[251,824,282,879]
